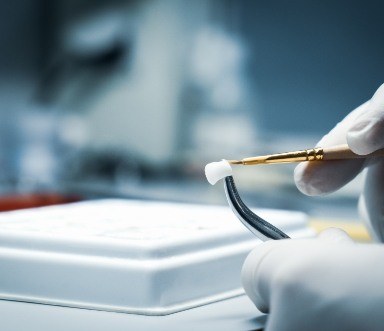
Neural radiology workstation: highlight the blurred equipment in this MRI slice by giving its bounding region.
[5,0,257,197]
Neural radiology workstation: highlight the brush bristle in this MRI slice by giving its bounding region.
[228,160,243,165]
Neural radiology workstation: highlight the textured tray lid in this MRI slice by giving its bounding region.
[0,199,312,315]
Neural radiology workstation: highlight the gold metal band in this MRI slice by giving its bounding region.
[305,147,324,161]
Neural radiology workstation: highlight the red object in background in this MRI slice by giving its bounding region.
[0,193,82,212]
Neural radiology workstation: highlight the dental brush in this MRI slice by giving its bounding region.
[204,143,384,241]
[227,144,384,166]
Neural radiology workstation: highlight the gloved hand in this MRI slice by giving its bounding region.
[241,229,384,331]
[294,83,384,241]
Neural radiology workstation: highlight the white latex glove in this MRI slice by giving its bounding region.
[294,83,384,241]
[242,229,384,331]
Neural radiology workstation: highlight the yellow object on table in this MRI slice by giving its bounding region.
[309,218,371,242]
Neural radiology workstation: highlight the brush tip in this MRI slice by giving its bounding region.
[228,160,243,165]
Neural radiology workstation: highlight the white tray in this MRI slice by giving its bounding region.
[0,199,313,315]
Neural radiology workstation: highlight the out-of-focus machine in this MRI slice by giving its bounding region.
[0,0,259,194]
[30,0,255,165]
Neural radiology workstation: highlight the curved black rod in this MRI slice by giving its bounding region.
[224,176,290,241]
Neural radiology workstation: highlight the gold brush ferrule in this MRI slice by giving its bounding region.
[231,147,324,165]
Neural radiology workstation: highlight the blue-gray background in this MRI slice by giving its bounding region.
[0,0,382,212]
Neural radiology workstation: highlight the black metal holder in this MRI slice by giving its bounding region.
[224,176,290,241]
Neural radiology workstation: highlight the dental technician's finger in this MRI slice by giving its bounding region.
[241,240,289,313]
[359,159,384,242]
[242,238,325,311]
[317,227,354,244]
[347,83,384,155]
[294,158,365,196]
[241,231,352,313]
[295,101,369,196]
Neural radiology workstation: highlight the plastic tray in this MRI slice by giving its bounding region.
[0,199,313,315]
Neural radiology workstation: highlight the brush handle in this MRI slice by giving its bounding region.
[230,144,384,166]
[323,144,384,160]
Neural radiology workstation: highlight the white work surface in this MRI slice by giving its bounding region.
[0,294,265,331]
[0,199,312,330]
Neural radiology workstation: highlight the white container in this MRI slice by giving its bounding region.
[0,199,313,315]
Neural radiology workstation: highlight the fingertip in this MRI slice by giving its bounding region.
[317,227,354,244]
[347,119,384,155]
[241,250,263,310]
[347,83,384,155]
[241,242,277,313]
[294,160,365,196]
[294,163,327,196]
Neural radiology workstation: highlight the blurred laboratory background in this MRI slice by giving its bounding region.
[0,0,384,220]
